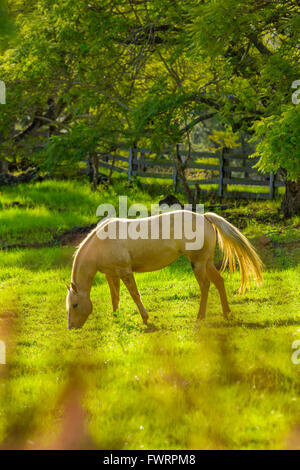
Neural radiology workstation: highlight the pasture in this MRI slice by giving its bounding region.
[0,180,300,449]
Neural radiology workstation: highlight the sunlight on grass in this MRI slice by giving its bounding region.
[0,180,299,449]
[0,244,299,449]
[0,180,155,248]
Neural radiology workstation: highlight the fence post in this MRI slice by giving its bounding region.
[173,165,178,192]
[218,149,224,197]
[241,134,249,178]
[86,155,92,181]
[138,150,142,173]
[128,147,133,182]
[269,172,275,199]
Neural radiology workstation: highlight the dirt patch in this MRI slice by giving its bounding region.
[59,224,97,246]
[272,239,300,248]
[4,201,34,209]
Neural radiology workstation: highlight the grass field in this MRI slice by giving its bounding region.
[0,180,300,449]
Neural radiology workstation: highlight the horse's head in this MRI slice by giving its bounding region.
[66,282,93,329]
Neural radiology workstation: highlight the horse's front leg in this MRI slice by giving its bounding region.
[120,271,148,324]
[105,274,120,313]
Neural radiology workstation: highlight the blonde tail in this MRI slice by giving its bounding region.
[204,212,263,293]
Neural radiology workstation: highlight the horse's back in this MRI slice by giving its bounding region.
[94,211,216,274]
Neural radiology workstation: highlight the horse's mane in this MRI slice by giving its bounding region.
[71,227,98,282]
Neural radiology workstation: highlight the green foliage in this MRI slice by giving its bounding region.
[189,0,300,179]
[0,0,300,184]
[130,82,202,150]
[208,127,239,153]
[41,125,100,171]
[252,105,300,181]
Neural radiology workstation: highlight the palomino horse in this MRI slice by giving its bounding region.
[66,211,262,329]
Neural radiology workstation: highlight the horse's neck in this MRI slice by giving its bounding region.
[72,236,98,294]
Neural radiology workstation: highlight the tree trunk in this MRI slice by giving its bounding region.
[107,152,116,185]
[91,152,99,191]
[174,144,194,205]
[281,177,300,217]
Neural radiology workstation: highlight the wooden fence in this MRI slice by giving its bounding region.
[96,145,284,200]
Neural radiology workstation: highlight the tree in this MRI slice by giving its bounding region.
[253,105,300,217]
[1,0,299,214]
[0,0,220,195]
[188,0,300,215]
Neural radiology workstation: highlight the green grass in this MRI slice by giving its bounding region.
[0,180,300,449]
[0,179,157,248]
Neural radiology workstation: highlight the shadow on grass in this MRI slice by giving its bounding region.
[230,297,271,305]
[141,323,160,333]
[202,317,300,330]
[133,316,300,334]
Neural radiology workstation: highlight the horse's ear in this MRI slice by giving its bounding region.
[66,284,71,291]
[71,282,78,294]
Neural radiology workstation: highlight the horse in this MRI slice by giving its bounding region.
[66,210,263,329]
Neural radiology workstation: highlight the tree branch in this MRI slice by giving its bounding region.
[180,112,217,135]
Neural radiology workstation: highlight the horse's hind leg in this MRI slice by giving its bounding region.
[120,272,148,324]
[191,261,210,319]
[106,274,120,312]
[206,261,231,319]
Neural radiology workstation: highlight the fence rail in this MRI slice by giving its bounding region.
[95,145,284,200]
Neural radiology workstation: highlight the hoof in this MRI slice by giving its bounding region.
[224,311,233,320]
[197,314,205,321]
[142,313,149,325]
